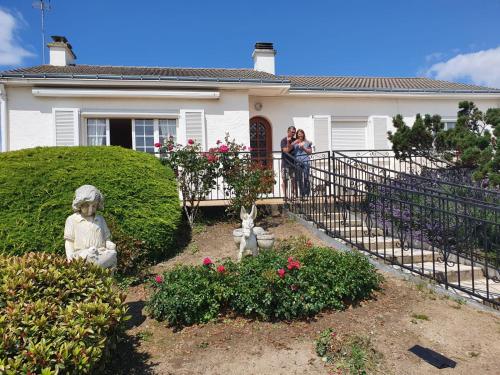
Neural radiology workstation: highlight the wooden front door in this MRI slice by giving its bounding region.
[249,116,272,167]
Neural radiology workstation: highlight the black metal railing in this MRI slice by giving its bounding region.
[287,150,500,307]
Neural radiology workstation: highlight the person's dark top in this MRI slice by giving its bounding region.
[281,136,296,168]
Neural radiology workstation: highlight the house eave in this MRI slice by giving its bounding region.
[0,73,291,91]
[288,88,500,99]
[32,87,221,99]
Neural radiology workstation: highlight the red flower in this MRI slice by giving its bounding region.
[218,145,229,153]
[277,268,286,278]
[154,142,162,148]
[188,139,195,145]
[216,139,222,145]
[155,275,164,283]
[206,154,219,163]
[287,257,301,270]
[203,257,213,266]
[217,265,226,273]
[167,144,174,151]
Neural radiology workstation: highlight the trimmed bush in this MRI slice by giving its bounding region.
[0,146,181,272]
[0,253,129,374]
[147,238,382,327]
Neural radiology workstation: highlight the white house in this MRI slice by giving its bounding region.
[1,37,500,158]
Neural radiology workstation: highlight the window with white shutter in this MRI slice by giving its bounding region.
[312,115,331,152]
[331,119,368,150]
[182,110,205,149]
[372,117,389,149]
[53,108,79,146]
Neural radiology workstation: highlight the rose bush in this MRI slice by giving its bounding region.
[147,237,381,328]
[159,138,219,228]
[217,134,275,215]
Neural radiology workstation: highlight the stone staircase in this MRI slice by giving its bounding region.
[302,209,500,306]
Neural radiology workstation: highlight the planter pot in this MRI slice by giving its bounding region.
[257,233,275,250]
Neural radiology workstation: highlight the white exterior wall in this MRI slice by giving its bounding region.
[249,95,500,151]
[4,84,500,152]
[6,86,250,151]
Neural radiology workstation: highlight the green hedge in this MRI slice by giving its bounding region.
[147,238,382,327]
[0,146,181,272]
[0,253,129,374]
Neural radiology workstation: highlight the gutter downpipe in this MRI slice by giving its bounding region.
[0,84,7,152]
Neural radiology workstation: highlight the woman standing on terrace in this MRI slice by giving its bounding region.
[293,129,313,197]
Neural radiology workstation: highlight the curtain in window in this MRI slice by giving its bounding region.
[159,119,177,145]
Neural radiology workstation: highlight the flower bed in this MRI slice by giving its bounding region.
[0,253,129,374]
[147,238,382,328]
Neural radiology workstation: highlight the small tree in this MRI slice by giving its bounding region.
[217,134,275,215]
[388,102,499,187]
[160,138,219,228]
[388,114,442,159]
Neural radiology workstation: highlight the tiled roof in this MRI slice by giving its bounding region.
[0,64,285,82]
[283,76,500,93]
[1,64,499,93]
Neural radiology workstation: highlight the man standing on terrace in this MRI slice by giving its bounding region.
[281,126,297,201]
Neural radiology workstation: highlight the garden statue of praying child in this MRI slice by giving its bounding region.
[64,185,117,269]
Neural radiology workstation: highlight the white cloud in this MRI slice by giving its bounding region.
[426,46,500,89]
[425,52,444,63]
[0,8,35,66]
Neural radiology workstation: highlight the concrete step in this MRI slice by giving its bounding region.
[317,218,365,227]
[342,236,399,249]
[455,279,500,303]
[374,247,435,265]
[405,261,484,283]
[331,226,384,238]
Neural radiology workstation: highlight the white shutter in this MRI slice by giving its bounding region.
[331,120,367,150]
[182,110,205,149]
[53,108,79,146]
[312,115,331,152]
[372,117,389,149]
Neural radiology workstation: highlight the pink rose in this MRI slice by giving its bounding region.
[277,268,286,278]
[155,275,164,283]
[203,257,213,266]
[154,142,162,148]
[287,257,301,270]
[218,145,229,153]
[188,139,195,145]
[217,265,226,273]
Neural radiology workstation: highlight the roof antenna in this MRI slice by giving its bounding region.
[32,0,52,64]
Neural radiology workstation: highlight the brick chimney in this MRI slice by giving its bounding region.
[252,42,276,75]
[47,36,76,66]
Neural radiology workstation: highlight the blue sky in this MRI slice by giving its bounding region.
[1,0,500,86]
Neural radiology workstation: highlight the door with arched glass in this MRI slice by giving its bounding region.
[249,116,272,167]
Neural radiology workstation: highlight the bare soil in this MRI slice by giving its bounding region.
[108,214,500,375]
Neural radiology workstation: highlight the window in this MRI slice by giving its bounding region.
[159,119,177,145]
[87,118,107,146]
[444,121,456,130]
[134,119,155,153]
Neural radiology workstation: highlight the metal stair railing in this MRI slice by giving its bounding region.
[286,151,500,308]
